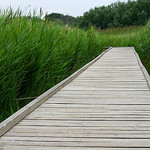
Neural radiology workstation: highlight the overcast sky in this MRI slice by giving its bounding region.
[0,0,128,17]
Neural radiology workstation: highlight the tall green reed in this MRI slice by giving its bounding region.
[135,21,150,74]
[0,11,104,122]
[0,9,149,122]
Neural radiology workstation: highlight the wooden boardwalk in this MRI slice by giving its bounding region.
[0,47,150,149]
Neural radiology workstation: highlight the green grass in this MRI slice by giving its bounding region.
[134,22,150,74]
[97,26,144,47]
[0,10,149,122]
[0,12,104,122]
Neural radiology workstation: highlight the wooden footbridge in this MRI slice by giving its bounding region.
[0,47,150,149]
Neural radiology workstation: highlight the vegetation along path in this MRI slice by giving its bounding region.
[0,47,150,149]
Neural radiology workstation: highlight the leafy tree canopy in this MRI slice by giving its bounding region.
[47,13,75,25]
[75,0,150,29]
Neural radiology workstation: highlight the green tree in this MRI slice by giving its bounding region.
[75,0,150,29]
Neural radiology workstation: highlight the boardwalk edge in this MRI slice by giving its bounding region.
[132,47,150,89]
[0,47,112,136]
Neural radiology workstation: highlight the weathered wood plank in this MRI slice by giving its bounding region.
[2,136,150,142]
[32,105,150,112]
[25,114,150,121]
[18,120,150,126]
[53,90,150,96]
[5,130,150,138]
[1,139,150,147]
[0,147,149,150]
[45,98,150,104]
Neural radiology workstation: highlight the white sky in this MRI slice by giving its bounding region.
[0,0,128,17]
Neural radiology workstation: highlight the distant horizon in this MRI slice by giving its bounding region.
[0,0,129,17]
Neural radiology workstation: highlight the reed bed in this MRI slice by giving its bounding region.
[0,10,149,122]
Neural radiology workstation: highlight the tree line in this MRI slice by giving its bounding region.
[75,0,150,29]
[46,13,75,25]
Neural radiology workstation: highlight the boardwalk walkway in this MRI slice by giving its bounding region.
[0,47,150,149]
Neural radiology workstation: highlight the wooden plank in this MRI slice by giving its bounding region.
[62,84,149,91]
[87,69,141,71]
[69,81,148,86]
[54,90,150,95]
[25,112,150,118]
[50,95,150,100]
[61,87,149,91]
[90,63,139,67]
[5,126,150,136]
[32,107,150,113]
[75,78,146,81]
[1,148,150,150]
[25,117,150,121]
[25,113,150,120]
[3,148,150,150]
[1,139,150,147]
[45,98,150,104]
[39,104,150,108]
[77,74,145,79]
[28,112,150,118]
[5,130,150,138]
[74,69,143,76]
[18,120,150,126]
[2,136,150,142]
